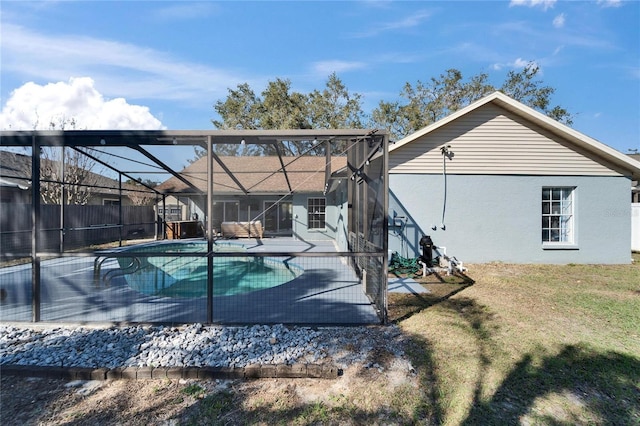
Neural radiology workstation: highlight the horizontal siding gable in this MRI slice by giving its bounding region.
[389,103,621,176]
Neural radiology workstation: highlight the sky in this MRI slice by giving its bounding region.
[1,0,639,156]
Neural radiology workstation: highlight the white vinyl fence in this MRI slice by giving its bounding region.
[632,203,640,252]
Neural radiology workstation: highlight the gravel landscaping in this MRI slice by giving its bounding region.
[0,323,411,371]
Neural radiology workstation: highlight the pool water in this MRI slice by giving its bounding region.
[117,242,303,297]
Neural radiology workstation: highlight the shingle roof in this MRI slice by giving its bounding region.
[155,155,348,195]
[0,150,153,197]
[0,150,30,182]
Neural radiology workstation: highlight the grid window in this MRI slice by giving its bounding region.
[307,197,326,229]
[542,187,575,244]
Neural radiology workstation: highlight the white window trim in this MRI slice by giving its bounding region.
[542,187,578,249]
[307,197,326,230]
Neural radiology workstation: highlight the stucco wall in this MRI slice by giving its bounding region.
[292,192,338,242]
[389,174,632,264]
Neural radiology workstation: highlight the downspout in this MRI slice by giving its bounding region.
[440,145,454,230]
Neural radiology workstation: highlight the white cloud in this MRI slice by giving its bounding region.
[493,20,613,50]
[151,2,218,20]
[553,13,565,28]
[513,58,533,68]
[311,60,367,76]
[491,58,539,71]
[379,10,432,31]
[352,10,432,37]
[509,0,556,11]
[0,77,165,130]
[1,23,248,106]
[597,0,622,8]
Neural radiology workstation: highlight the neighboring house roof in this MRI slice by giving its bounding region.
[156,155,348,195]
[0,150,151,199]
[0,177,29,190]
[0,150,30,185]
[388,91,640,180]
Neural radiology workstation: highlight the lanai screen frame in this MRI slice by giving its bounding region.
[0,129,389,324]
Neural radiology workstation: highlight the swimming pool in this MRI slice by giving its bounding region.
[115,241,303,298]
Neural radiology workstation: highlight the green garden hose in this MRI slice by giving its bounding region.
[388,252,421,276]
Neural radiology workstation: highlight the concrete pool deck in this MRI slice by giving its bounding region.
[0,238,382,325]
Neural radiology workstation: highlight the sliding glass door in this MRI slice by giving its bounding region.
[263,201,292,234]
[212,200,239,233]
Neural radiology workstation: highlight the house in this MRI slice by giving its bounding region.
[0,151,33,204]
[385,91,640,264]
[0,149,159,252]
[0,150,155,206]
[155,155,350,242]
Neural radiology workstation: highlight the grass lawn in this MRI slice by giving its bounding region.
[178,254,639,425]
[390,253,640,425]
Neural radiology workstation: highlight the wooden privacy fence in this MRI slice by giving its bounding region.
[0,204,156,255]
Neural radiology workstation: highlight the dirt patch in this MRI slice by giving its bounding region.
[1,358,420,425]
[1,376,200,425]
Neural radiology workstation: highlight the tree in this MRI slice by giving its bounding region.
[367,69,494,140]
[499,63,572,125]
[371,63,572,140]
[208,74,365,158]
[308,72,364,129]
[370,100,411,143]
[255,78,311,156]
[212,83,261,130]
[24,116,104,205]
[37,147,101,205]
[125,179,158,206]
[260,78,310,130]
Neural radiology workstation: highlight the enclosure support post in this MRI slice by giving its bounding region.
[206,136,214,323]
[325,139,331,189]
[118,174,123,247]
[162,195,166,239]
[31,135,41,322]
[382,133,389,324]
[60,146,65,253]
[154,193,159,240]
